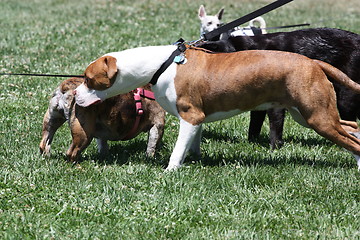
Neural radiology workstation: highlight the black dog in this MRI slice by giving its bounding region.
[198,28,360,149]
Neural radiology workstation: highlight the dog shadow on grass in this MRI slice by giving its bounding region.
[197,129,355,169]
[76,138,172,167]
[60,129,354,169]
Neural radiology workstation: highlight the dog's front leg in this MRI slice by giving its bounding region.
[166,119,202,171]
[96,138,109,156]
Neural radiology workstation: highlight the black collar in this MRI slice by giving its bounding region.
[150,40,186,85]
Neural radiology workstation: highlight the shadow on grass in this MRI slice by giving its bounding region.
[197,151,354,170]
[202,129,270,148]
[79,139,168,167]
[52,130,354,170]
[194,129,354,169]
[202,128,333,149]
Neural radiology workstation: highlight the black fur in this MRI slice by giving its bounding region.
[198,28,360,149]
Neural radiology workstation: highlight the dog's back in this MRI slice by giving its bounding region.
[199,28,360,120]
[197,27,360,148]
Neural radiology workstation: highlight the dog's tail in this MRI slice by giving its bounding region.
[314,59,360,93]
[249,17,267,33]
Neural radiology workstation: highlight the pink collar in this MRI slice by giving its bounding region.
[122,88,156,140]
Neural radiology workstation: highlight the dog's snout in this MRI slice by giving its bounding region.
[73,90,77,95]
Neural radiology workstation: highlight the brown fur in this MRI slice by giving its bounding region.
[40,77,165,162]
[174,49,360,156]
[84,56,118,90]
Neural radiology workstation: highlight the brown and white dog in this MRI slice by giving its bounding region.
[74,45,360,170]
[39,77,165,162]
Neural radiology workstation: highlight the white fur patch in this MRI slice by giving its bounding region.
[74,83,103,107]
[151,64,179,117]
[75,45,178,107]
[166,119,202,170]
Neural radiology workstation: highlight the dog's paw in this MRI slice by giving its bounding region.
[165,164,181,172]
[146,149,156,158]
[39,143,51,157]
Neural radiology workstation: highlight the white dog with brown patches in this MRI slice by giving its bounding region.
[75,44,360,171]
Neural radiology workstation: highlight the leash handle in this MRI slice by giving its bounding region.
[203,0,294,40]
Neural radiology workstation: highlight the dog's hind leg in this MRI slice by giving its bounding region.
[319,122,360,170]
[166,119,202,170]
[287,90,360,169]
[249,109,285,149]
[268,108,286,149]
[146,123,164,158]
[248,111,266,142]
[298,105,360,169]
[96,138,109,156]
[339,120,360,132]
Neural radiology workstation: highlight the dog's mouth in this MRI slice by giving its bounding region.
[74,83,103,107]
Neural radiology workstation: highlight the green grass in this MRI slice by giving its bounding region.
[1,0,360,239]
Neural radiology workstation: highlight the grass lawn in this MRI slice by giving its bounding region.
[0,0,359,239]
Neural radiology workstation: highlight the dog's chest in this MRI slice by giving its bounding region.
[151,64,179,117]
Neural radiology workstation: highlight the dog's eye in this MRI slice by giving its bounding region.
[207,21,212,26]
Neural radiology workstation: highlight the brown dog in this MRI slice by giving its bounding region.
[39,77,165,162]
[73,45,360,170]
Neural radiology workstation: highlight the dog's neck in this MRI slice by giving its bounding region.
[103,45,178,96]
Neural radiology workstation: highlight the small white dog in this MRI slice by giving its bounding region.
[198,5,225,36]
[198,5,267,37]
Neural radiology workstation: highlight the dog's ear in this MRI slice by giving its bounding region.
[104,56,118,82]
[216,8,224,20]
[198,5,206,19]
[84,56,118,90]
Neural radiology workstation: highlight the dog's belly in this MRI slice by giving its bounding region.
[94,122,122,140]
[205,109,243,122]
[253,102,285,111]
[204,102,284,123]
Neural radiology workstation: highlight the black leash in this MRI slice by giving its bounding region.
[264,23,310,30]
[149,39,186,85]
[203,0,294,40]
[0,73,84,78]
[237,23,310,35]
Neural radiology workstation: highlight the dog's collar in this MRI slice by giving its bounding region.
[150,39,187,85]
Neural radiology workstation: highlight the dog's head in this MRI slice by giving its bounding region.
[84,56,118,91]
[198,5,224,35]
[74,55,119,107]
